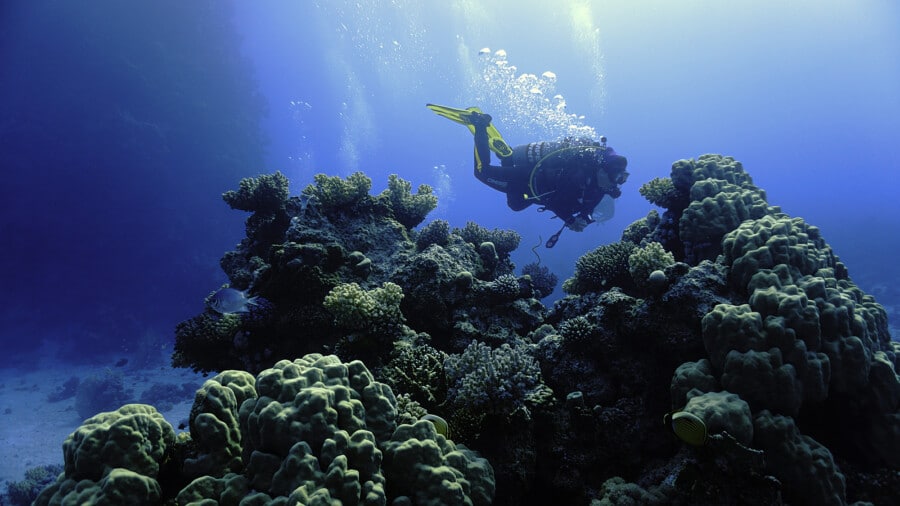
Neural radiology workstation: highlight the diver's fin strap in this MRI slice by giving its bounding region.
[426,103,513,158]
[486,126,513,158]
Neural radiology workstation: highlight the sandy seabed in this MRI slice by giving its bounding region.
[0,359,206,488]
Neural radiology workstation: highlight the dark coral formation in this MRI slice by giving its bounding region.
[521,261,559,299]
[562,241,637,294]
[174,171,544,374]
[38,157,899,505]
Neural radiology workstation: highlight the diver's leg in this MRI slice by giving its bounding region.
[471,113,493,174]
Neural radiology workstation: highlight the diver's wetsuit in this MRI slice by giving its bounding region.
[472,124,628,226]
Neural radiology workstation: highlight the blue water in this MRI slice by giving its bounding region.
[2,0,898,365]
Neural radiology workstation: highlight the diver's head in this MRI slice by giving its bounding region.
[595,151,629,190]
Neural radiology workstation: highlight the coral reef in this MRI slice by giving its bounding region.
[381,339,449,411]
[323,281,405,333]
[415,218,451,250]
[2,464,64,506]
[627,241,675,290]
[454,221,522,259]
[174,172,541,374]
[444,341,549,419]
[35,354,494,505]
[638,176,683,210]
[562,241,637,294]
[378,173,438,229]
[74,369,132,420]
[521,262,559,299]
[50,156,897,505]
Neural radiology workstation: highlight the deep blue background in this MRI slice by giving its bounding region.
[2,0,898,366]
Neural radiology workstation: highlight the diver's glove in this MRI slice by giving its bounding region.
[567,216,590,232]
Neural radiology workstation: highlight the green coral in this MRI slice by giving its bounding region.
[63,404,175,480]
[558,315,598,344]
[416,219,451,250]
[683,390,754,445]
[753,411,847,506]
[722,215,835,293]
[36,404,175,505]
[381,341,448,409]
[4,464,63,506]
[621,210,660,245]
[444,341,547,418]
[222,171,289,213]
[638,176,679,209]
[670,359,717,408]
[627,241,674,288]
[563,241,637,294]
[172,312,242,372]
[305,171,373,211]
[379,173,438,229]
[39,355,489,505]
[701,303,767,370]
[670,154,755,194]
[382,420,495,506]
[323,281,405,333]
[720,348,802,417]
[454,221,521,257]
[37,468,163,505]
[679,180,770,253]
[184,370,258,478]
[477,273,522,302]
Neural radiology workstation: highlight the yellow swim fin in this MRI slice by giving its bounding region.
[426,103,513,158]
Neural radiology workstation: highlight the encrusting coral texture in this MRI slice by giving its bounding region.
[35,354,495,505]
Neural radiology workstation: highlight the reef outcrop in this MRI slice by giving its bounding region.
[34,157,898,505]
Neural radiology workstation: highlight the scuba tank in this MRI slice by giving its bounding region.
[520,138,603,201]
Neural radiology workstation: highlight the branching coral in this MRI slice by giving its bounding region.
[172,313,243,372]
[557,315,599,344]
[638,176,681,210]
[444,341,546,418]
[415,219,451,250]
[477,273,522,302]
[305,171,373,211]
[323,281,405,334]
[379,173,438,229]
[562,241,637,294]
[454,221,521,257]
[521,262,559,299]
[621,210,660,245]
[628,241,675,289]
[381,341,449,410]
[222,172,289,213]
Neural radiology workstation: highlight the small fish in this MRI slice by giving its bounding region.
[208,288,258,315]
[664,410,708,446]
[420,413,451,439]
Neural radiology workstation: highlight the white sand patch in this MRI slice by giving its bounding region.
[0,361,207,487]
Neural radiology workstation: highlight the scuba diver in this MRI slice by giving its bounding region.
[427,104,629,248]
